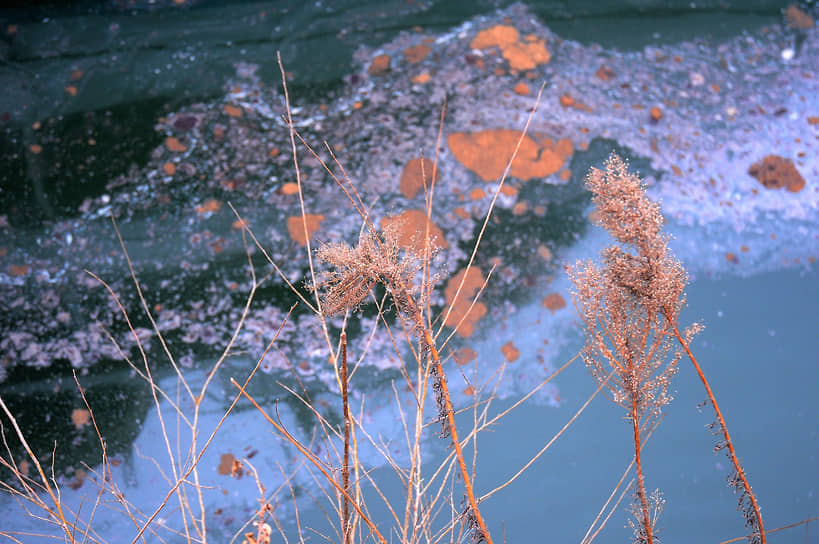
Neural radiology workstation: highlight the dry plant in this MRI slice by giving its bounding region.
[569,155,765,544]
[7,56,813,544]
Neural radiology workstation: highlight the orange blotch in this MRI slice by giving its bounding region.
[404,44,431,63]
[281,182,300,195]
[536,245,552,261]
[380,209,448,252]
[725,252,739,264]
[448,129,573,182]
[224,104,243,118]
[499,183,518,197]
[541,292,566,314]
[463,384,475,396]
[785,5,814,29]
[808,116,819,125]
[501,341,520,362]
[469,188,487,200]
[232,219,248,230]
[470,25,550,71]
[500,39,550,71]
[470,25,519,50]
[196,198,222,215]
[70,69,84,81]
[29,144,42,154]
[217,453,235,475]
[513,82,530,95]
[512,201,528,215]
[9,265,29,276]
[162,162,176,175]
[64,85,78,96]
[71,409,91,429]
[368,54,391,76]
[287,214,324,246]
[650,106,663,122]
[559,94,575,108]
[454,207,470,219]
[443,267,487,338]
[411,72,431,84]
[595,65,616,80]
[453,347,478,366]
[166,136,187,152]
[748,155,806,193]
[400,157,440,199]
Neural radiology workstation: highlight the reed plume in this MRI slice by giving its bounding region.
[570,154,765,544]
[570,154,696,544]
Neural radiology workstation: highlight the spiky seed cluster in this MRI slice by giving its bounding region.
[315,223,422,318]
[570,154,700,543]
[570,154,691,425]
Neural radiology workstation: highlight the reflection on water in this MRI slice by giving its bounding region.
[0,1,817,541]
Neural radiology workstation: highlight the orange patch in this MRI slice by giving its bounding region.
[536,245,552,261]
[559,94,575,108]
[9,265,29,276]
[281,182,300,195]
[785,5,814,29]
[725,252,739,264]
[463,385,475,396]
[380,209,448,252]
[454,207,470,219]
[411,72,431,84]
[70,69,84,81]
[470,25,550,71]
[217,453,235,475]
[368,54,391,76]
[443,267,487,338]
[448,129,573,182]
[650,106,663,122]
[748,155,806,193]
[162,162,176,175]
[501,341,520,362]
[166,136,187,152]
[595,65,616,81]
[196,198,222,215]
[541,292,566,314]
[71,409,91,429]
[453,347,478,366]
[400,157,440,199]
[470,25,520,50]
[808,116,819,125]
[469,188,487,200]
[512,201,528,215]
[499,184,518,197]
[64,85,78,96]
[513,82,530,95]
[224,104,243,118]
[287,214,324,246]
[29,144,42,154]
[404,44,431,63]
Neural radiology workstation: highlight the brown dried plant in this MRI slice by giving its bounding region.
[569,154,691,544]
[314,219,493,543]
[570,154,765,544]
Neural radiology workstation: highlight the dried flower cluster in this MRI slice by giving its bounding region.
[570,154,698,544]
[314,223,424,320]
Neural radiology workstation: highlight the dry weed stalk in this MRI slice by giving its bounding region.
[570,154,764,544]
[314,220,492,543]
